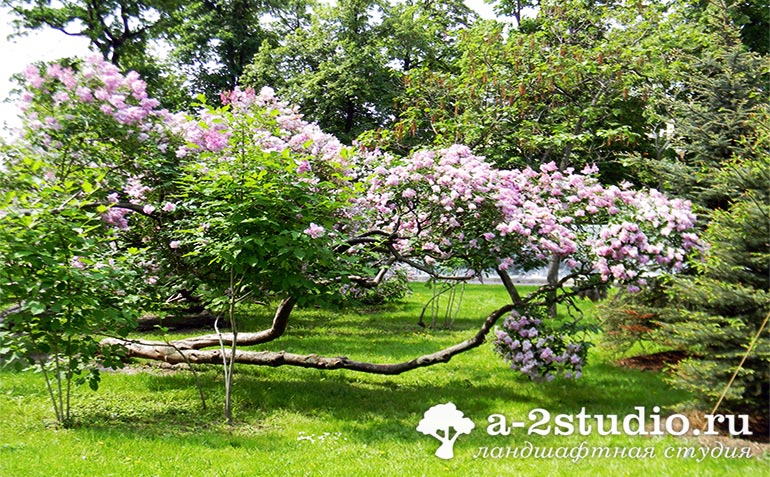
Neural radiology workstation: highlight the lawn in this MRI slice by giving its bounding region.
[1,284,767,476]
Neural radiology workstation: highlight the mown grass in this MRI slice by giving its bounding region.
[1,284,767,476]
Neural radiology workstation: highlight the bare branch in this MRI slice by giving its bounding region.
[102,303,516,374]
[104,297,297,353]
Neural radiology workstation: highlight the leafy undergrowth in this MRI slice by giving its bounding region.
[1,285,767,476]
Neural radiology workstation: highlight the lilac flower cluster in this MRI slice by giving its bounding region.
[18,58,356,242]
[169,86,353,181]
[16,57,705,295]
[21,58,165,129]
[361,146,705,286]
[18,57,180,234]
[493,312,585,381]
[359,145,504,265]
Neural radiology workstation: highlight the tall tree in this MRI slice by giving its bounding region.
[167,0,307,101]
[387,0,660,179]
[623,0,770,207]
[244,0,400,143]
[3,0,178,66]
[487,0,539,27]
[605,109,770,431]
[379,0,475,72]
[686,0,770,54]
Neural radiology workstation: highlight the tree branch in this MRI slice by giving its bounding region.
[103,296,296,352]
[102,303,516,375]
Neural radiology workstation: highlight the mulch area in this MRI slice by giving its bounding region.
[615,350,689,372]
[615,350,769,446]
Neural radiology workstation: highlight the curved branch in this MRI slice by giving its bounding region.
[385,242,476,281]
[103,303,516,375]
[103,297,296,352]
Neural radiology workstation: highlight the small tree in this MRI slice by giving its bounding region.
[416,402,475,459]
[0,137,143,427]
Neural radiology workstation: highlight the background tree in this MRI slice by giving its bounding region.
[487,0,539,27]
[244,0,400,143]
[379,0,475,72]
[167,0,311,102]
[385,0,662,181]
[685,0,770,55]
[627,2,769,208]
[599,1,770,432]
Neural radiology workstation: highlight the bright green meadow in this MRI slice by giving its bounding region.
[1,284,767,476]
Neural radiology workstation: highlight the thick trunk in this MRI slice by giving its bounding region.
[102,303,515,375]
[135,309,221,331]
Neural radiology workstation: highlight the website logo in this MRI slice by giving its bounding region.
[416,402,475,459]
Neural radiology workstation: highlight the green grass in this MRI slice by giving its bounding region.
[1,284,767,476]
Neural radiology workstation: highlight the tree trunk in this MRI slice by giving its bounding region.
[496,267,522,305]
[547,255,561,316]
[101,303,516,375]
[135,309,221,331]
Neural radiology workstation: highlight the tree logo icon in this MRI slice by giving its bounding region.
[416,402,475,459]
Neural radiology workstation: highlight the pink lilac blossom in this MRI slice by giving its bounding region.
[170,87,354,182]
[23,65,44,88]
[304,223,325,239]
[101,207,130,229]
[18,57,703,290]
[19,56,173,142]
[124,177,151,202]
[360,146,704,283]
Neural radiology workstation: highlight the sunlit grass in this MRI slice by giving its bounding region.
[1,284,767,476]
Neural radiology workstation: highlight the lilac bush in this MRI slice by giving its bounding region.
[1,56,706,392]
[361,145,704,287]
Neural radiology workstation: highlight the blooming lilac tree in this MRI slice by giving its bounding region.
[1,57,704,402]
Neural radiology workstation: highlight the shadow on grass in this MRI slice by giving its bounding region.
[59,287,680,446]
[66,354,690,447]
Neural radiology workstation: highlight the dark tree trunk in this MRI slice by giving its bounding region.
[135,309,223,331]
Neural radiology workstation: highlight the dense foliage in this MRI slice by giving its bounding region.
[601,109,770,427]
[1,0,766,430]
[597,2,770,428]
[0,55,705,423]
